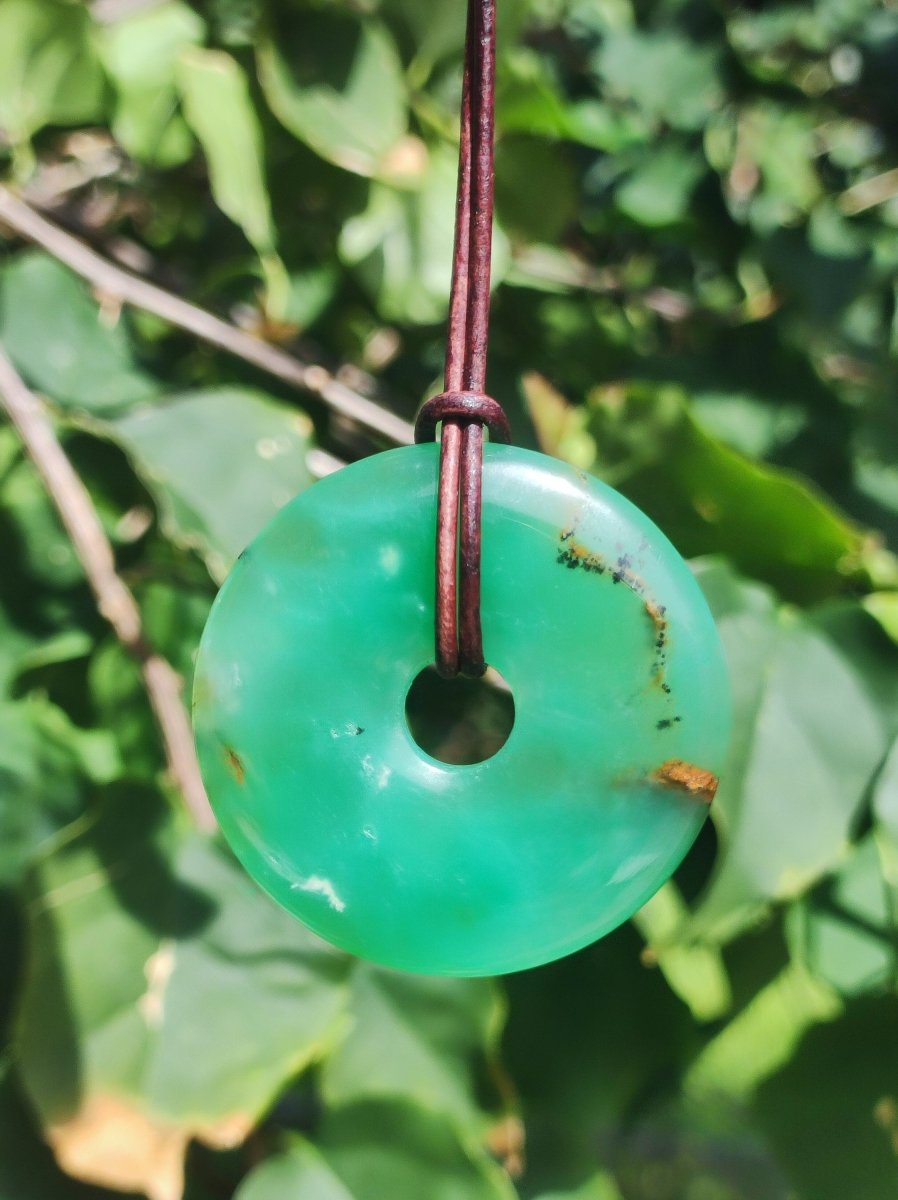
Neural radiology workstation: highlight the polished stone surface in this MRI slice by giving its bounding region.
[193,444,730,975]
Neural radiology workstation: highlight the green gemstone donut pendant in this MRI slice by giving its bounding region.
[193,443,730,975]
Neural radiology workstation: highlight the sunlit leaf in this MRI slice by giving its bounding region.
[236,1141,353,1200]
[593,30,723,132]
[237,1104,517,1200]
[0,0,103,145]
[15,789,351,1199]
[257,13,408,178]
[583,382,871,603]
[0,698,90,886]
[633,883,732,1021]
[99,0,203,168]
[686,562,898,943]
[863,592,898,646]
[786,835,897,997]
[0,254,157,416]
[321,964,503,1130]
[177,47,287,313]
[340,144,508,324]
[614,145,707,227]
[686,963,841,1101]
[108,388,315,581]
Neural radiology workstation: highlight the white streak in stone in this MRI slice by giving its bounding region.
[291,875,346,912]
[361,755,392,789]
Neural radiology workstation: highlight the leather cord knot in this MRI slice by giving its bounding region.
[415,391,511,446]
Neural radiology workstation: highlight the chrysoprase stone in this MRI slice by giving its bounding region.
[193,444,730,976]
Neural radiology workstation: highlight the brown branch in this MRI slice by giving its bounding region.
[306,447,346,477]
[0,348,216,832]
[0,187,414,446]
[839,166,898,216]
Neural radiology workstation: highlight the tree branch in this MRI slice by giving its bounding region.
[0,187,414,446]
[0,348,217,833]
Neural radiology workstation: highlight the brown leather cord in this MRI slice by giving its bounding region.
[415,0,510,678]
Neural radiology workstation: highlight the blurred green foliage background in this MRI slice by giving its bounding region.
[3,0,898,1197]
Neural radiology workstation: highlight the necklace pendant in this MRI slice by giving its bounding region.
[193,443,730,976]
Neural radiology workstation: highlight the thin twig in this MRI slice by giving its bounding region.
[839,166,898,215]
[306,447,346,477]
[0,187,414,446]
[0,348,216,832]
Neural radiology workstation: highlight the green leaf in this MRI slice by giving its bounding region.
[497,49,647,153]
[318,1102,517,1199]
[321,964,503,1130]
[594,30,723,132]
[632,883,732,1021]
[0,451,80,591]
[15,788,351,1199]
[236,1141,354,1200]
[238,1103,517,1200]
[380,0,467,76]
[686,963,842,1102]
[0,429,97,687]
[282,264,339,331]
[786,835,897,997]
[99,0,204,168]
[753,997,898,1200]
[339,145,455,323]
[614,145,706,227]
[583,382,869,603]
[503,927,697,1191]
[521,373,596,469]
[107,388,315,580]
[0,698,90,886]
[86,638,159,782]
[176,47,287,314]
[707,103,823,231]
[743,106,823,222]
[138,578,213,682]
[340,145,509,325]
[0,0,103,148]
[863,592,898,645]
[686,563,898,943]
[257,13,408,178]
[690,393,807,460]
[0,253,157,416]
